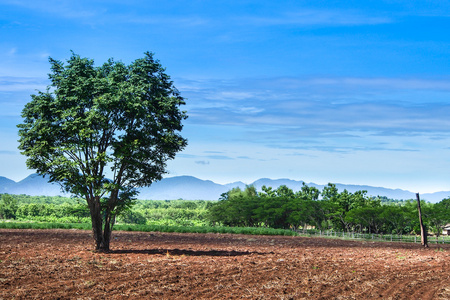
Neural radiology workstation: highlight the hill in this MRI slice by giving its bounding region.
[0,174,448,203]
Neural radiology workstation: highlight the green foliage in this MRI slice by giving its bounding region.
[207,184,450,235]
[3,195,210,227]
[0,221,297,236]
[4,191,450,240]
[0,221,91,230]
[371,196,407,206]
[421,198,450,238]
[17,52,187,251]
[208,186,260,227]
[0,194,18,219]
[118,210,147,225]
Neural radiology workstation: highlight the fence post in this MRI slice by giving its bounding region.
[416,193,428,247]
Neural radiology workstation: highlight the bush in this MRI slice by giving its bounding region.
[118,210,147,225]
[0,194,18,219]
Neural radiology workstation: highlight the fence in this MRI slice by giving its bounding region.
[296,229,450,244]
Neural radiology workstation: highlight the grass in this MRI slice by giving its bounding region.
[298,229,450,244]
[0,221,298,236]
[114,224,298,236]
[0,221,91,230]
[3,221,449,244]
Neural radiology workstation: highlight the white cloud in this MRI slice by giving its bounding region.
[239,9,392,27]
[236,107,264,114]
[272,77,450,91]
[0,76,47,92]
[125,15,211,27]
[3,0,102,20]
[7,48,17,56]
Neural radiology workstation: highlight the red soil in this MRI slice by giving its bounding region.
[1,229,449,299]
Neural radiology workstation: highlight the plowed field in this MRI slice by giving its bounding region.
[1,229,449,299]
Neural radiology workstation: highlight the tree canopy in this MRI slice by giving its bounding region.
[17,52,187,251]
[208,184,450,236]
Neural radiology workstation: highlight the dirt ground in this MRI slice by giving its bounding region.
[0,229,449,299]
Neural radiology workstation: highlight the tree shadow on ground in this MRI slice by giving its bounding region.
[108,248,267,257]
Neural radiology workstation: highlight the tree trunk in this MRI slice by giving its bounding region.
[91,212,106,251]
[86,188,120,252]
[102,210,115,252]
[88,196,110,252]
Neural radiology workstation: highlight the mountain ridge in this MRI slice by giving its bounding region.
[0,174,448,203]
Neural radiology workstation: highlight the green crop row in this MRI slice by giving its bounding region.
[0,221,298,236]
[0,221,91,230]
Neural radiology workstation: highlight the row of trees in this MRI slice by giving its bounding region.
[207,184,450,236]
[3,185,449,237]
[119,199,209,226]
[0,194,90,222]
[0,194,209,227]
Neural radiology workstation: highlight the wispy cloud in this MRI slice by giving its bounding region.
[3,0,212,28]
[0,150,16,155]
[125,15,210,27]
[0,76,47,92]
[177,154,198,159]
[206,155,234,160]
[3,0,395,30]
[279,77,450,91]
[3,0,102,20]
[179,74,450,157]
[239,9,392,27]
[237,156,251,159]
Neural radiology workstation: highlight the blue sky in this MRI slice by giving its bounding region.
[1,1,450,193]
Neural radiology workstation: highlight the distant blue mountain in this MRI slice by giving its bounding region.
[0,174,448,203]
[138,175,228,200]
[0,174,63,196]
[231,178,440,202]
[0,176,16,193]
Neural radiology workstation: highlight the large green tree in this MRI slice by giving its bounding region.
[18,52,187,251]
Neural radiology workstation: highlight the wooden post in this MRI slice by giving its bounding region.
[416,193,428,247]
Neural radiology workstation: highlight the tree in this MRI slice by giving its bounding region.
[422,198,449,242]
[17,52,187,251]
[208,186,260,227]
[0,194,18,219]
[345,206,384,234]
[256,185,295,229]
[380,205,409,235]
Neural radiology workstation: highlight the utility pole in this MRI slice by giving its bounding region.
[416,193,428,247]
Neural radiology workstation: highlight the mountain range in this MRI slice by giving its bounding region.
[0,174,448,203]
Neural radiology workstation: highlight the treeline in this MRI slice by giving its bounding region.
[119,199,210,226]
[2,185,450,237]
[207,184,450,236]
[0,194,209,226]
[0,194,90,223]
